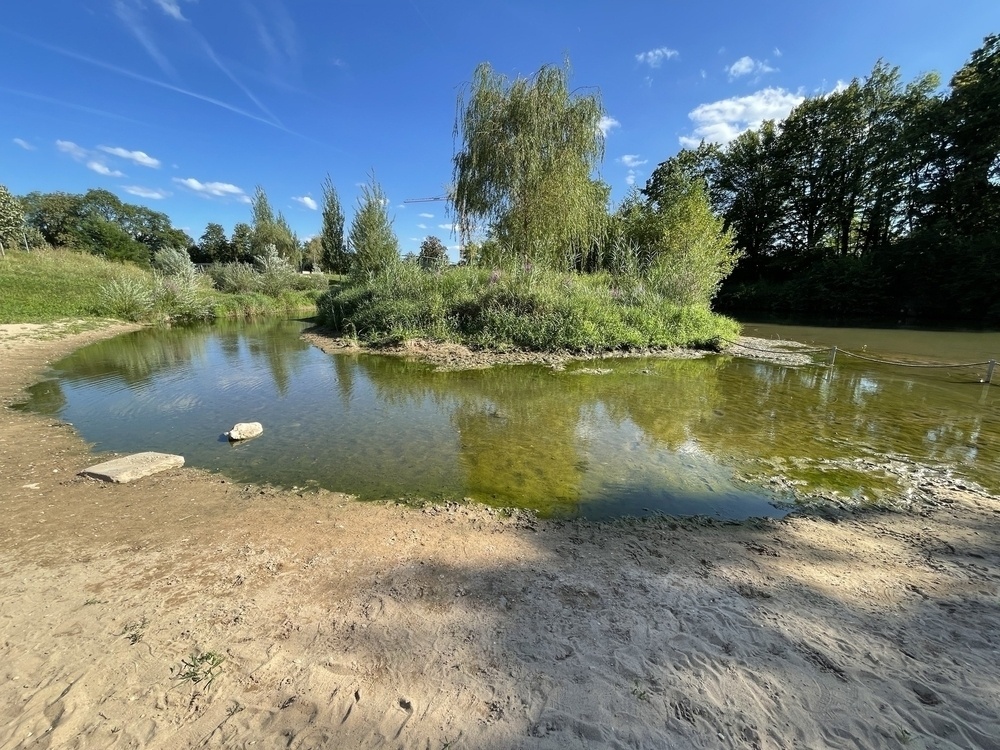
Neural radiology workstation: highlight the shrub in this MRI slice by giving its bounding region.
[98,277,154,321]
[317,263,738,352]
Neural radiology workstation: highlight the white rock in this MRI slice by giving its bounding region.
[226,422,263,441]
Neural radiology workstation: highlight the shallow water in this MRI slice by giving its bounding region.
[18,319,1000,519]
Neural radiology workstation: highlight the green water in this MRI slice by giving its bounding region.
[17,319,1000,519]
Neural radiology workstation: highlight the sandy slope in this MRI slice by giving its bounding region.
[1,322,998,749]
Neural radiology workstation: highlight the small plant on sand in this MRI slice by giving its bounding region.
[173,650,225,687]
[120,616,148,644]
[631,682,649,702]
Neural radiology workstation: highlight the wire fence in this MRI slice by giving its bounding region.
[722,337,997,383]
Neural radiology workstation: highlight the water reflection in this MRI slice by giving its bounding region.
[18,320,1000,519]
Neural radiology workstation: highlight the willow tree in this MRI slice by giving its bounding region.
[451,60,608,270]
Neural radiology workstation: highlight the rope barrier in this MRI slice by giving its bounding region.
[722,337,995,375]
[833,348,991,369]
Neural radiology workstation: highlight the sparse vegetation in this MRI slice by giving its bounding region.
[173,650,225,687]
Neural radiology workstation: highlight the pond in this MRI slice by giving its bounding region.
[17,319,1000,520]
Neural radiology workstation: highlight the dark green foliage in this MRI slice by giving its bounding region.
[691,36,1000,324]
[18,188,191,265]
[199,222,231,263]
[418,236,449,270]
[320,175,350,273]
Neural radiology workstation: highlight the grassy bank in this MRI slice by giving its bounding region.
[0,248,323,324]
[317,263,738,351]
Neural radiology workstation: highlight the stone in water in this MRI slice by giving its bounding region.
[226,422,263,441]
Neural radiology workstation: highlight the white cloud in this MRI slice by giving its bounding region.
[618,154,647,169]
[635,46,679,68]
[173,177,250,202]
[438,223,456,232]
[419,212,434,218]
[680,87,804,148]
[98,146,161,168]
[598,116,620,137]
[626,172,637,186]
[13,138,35,150]
[87,161,124,177]
[56,139,88,160]
[726,56,777,81]
[152,0,189,20]
[293,195,318,210]
[773,48,782,58]
[417,223,427,230]
[123,185,169,200]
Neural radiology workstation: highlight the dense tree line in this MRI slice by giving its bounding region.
[652,35,1000,324]
[18,188,192,265]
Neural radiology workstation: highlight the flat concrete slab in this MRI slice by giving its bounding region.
[81,452,185,483]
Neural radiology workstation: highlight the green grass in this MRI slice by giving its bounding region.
[317,263,739,352]
[0,248,321,324]
[0,248,150,323]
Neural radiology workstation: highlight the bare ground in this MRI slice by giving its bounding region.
[1,322,998,749]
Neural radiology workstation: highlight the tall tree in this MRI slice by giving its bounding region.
[451,60,608,269]
[230,222,253,263]
[320,175,350,273]
[250,185,279,259]
[417,235,449,269]
[199,222,230,263]
[349,175,399,277]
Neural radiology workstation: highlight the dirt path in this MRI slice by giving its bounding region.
[2,322,998,749]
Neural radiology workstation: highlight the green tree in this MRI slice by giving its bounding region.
[250,185,279,259]
[0,184,24,256]
[199,223,230,263]
[349,175,399,277]
[230,222,253,263]
[451,60,608,269]
[320,175,350,273]
[417,235,449,269]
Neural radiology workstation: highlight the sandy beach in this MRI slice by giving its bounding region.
[1,322,998,749]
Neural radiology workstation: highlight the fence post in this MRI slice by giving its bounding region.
[986,359,996,384]
[828,346,837,366]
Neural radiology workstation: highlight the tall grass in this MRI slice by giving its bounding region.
[1,247,324,325]
[317,262,738,351]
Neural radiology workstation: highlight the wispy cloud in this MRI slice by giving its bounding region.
[680,87,804,148]
[13,137,35,150]
[635,46,679,68]
[9,30,294,134]
[56,140,88,160]
[418,212,434,218]
[292,195,318,210]
[438,223,457,232]
[726,56,778,81]
[88,161,125,177]
[0,85,147,125]
[173,177,250,202]
[123,185,170,199]
[99,145,161,168]
[114,0,175,76]
[598,116,620,137]
[151,0,190,20]
[417,223,427,230]
[618,154,647,169]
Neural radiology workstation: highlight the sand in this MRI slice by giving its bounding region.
[1,321,998,749]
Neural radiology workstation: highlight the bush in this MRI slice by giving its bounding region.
[97,277,154,321]
[317,263,737,352]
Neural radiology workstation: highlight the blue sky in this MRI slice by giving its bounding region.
[2,1,997,260]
